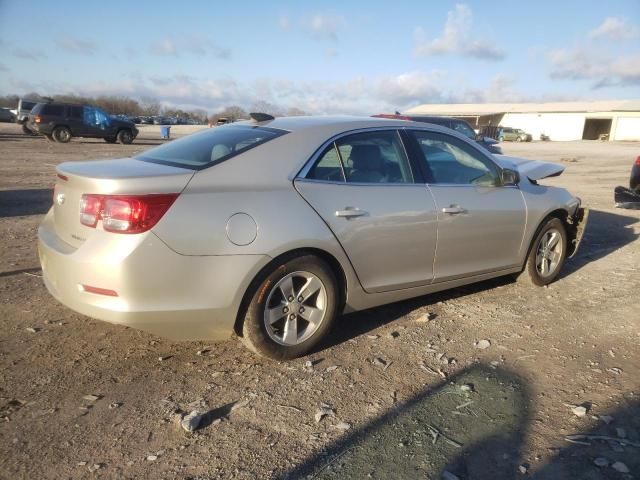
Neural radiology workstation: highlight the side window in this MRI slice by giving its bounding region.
[336,130,413,184]
[307,143,345,182]
[69,106,83,119]
[410,131,500,187]
[94,108,111,128]
[84,107,97,126]
[42,105,64,116]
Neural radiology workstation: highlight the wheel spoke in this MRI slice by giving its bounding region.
[297,276,322,302]
[282,317,298,344]
[278,276,295,301]
[540,256,547,275]
[267,305,286,325]
[298,306,323,328]
[548,232,560,249]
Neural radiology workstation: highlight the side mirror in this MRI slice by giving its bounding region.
[501,168,519,186]
[475,133,484,141]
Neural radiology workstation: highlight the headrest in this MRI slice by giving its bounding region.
[349,145,383,171]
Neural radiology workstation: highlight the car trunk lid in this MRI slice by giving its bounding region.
[53,158,194,248]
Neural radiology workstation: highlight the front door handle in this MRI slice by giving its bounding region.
[442,205,466,215]
[335,207,367,218]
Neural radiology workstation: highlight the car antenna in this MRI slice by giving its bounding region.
[249,112,275,122]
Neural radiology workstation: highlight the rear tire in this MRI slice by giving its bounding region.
[517,217,567,286]
[52,126,71,143]
[117,129,133,144]
[21,124,36,135]
[241,254,338,360]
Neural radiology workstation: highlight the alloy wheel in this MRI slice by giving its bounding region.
[263,271,327,346]
[535,228,563,277]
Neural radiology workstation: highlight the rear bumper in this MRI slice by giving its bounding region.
[37,209,269,340]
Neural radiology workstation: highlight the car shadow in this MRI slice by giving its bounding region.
[318,276,512,352]
[561,208,639,278]
[279,364,639,479]
[0,189,52,217]
[280,364,532,479]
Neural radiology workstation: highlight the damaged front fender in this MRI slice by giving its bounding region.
[567,206,589,258]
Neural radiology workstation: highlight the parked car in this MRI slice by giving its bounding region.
[15,98,39,134]
[38,115,587,359]
[373,114,502,154]
[498,127,532,142]
[152,117,167,125]
[140,116,154,125]
[614,155,640,209]
[0,107,16,123]
[27,102,138,144]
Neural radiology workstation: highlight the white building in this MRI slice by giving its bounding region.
[404,100,640,141]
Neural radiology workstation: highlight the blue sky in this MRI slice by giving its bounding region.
[0,0,638,114]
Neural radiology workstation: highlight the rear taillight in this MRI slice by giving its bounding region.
[79,194,178,234]
[80,194,103,228]
[635,155,640,166]
[34,115,42,123]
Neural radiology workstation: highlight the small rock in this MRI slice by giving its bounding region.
[314,404,335,423]
[77,461,87,466]
[518,464,528,474]
[326,365,339,372]
[372,357,387,368]
[460,383,474,393]
[334,421,352,431]
[599,415,614,424]
[611,461,629,473]
[593,457,609,467]
[367,334,379,340]
[442,471,460,480]
[231,399,250,412]
[571,405,587,417]
[304,360,314,369]
[387,331,400,339]
[196,349,210,356]
[616,427,626,438]
[158,355,171,361]
[108,402,121,409]
[25,327,39,333]
[88,464,103,472]
[82,394,100,402]
[607,367,623,375]
[474,339,491,350]
[181,410,205,432]
[146,455,158,461]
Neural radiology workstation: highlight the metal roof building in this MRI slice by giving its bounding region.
[404,100,640,141]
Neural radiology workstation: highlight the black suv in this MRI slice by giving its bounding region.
[373,114,502,154]
[27,102,138,144]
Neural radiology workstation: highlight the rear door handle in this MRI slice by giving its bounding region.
[442,205,466,215]
[335,208,368,218]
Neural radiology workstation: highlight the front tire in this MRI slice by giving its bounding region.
[517,217,567,286]
[52,126,72,143]
[241,255,338,360]
[117,129,133,144]
[516,136,523,142]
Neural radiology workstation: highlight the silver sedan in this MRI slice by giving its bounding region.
[38,115,587,359]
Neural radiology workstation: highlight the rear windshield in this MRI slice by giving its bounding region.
[135,125,287,170]
[32,103,65,116]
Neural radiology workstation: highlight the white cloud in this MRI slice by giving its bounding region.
[305,12,346,42]
[55,35,98,55]
[589,17,640,40]
[149,36,231,59]
[548,47,640,88]
[414,4,504,60]
[11,48,47,60]
[278,15,290,30]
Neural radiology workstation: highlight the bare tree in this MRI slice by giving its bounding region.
[250,100,283,117]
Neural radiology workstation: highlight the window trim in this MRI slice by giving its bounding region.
[135,125,289,171]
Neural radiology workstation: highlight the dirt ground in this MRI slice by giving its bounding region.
[0,123,638,480]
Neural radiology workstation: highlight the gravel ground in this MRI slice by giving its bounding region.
[0,123,638,479]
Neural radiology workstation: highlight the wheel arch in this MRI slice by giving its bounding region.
[521,208,572,270]
[233,247,348,337]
